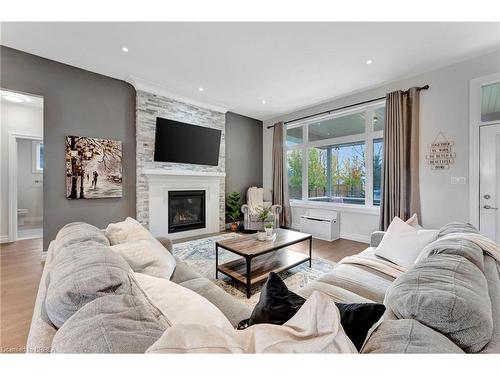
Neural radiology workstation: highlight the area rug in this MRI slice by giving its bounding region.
[173,233,337,307]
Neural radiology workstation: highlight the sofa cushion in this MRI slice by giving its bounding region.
[374,217,438,268]
[146,292,357,354]
[385,254,493,353]
[53,222,109,257]
[415,237,485,272]
[45,242,132,328]
[105,217,151,245]
[247,272,386,351]
[133,272,233,330]
[51,293,169,353]
[361,319,463,353]
[111,238,176,280]
[438,222,479,237]
[179,278,252,328]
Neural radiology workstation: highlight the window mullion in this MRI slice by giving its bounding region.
[365,108,374,207]
[302,124,309,201]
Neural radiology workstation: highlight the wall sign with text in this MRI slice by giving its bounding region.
[426,132,456,170]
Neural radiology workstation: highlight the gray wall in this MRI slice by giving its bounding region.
[1,46,136,249]
[225,111,262,221]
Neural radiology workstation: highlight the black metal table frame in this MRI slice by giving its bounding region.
[215,235,313,298]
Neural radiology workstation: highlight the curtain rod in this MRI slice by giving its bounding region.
[267,85,430,129]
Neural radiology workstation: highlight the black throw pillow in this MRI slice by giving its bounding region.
[240,272,386,351]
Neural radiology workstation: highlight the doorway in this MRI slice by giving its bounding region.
[479,124,500,242]
[1,89,44,243]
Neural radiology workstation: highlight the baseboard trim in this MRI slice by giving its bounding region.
[340,232,370,244]
[0,235,10,243]
[290,224,370,244]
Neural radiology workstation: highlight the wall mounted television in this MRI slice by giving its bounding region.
[154,117,221,166]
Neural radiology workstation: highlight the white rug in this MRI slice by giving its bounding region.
[173,233,337,307]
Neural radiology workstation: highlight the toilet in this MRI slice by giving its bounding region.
[18,208,28,226]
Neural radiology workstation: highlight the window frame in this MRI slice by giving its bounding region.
[285,100,384,210]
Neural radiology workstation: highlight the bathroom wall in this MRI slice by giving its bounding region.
[0,100,44,241]
[17,138,43,227]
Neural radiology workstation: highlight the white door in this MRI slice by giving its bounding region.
[479,124,500,242]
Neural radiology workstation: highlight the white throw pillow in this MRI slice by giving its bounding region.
[133,272,232,330]
[105,217,151,245]
[146,291,357,354]
[375,217,438,268]
[111,237,176,280]
[405,213,423,229]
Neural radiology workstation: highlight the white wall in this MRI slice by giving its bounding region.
[263,50,500,242]
[17,139,43,226]
[0,100,43,239]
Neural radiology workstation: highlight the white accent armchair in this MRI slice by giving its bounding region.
[241,187,282,231]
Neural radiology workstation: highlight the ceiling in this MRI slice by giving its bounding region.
[2,22,499,120]
[0,89,44,108]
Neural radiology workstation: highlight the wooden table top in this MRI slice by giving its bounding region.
[216,228,311,256]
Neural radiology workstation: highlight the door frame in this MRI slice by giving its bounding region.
[8,132,43,242]
[469,72,500,229]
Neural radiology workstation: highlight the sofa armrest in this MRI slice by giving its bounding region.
[370,231,385,247]
[156,236,173,254]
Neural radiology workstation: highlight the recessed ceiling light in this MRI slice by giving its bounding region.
[262,100,267,105]
[198,87,204,92]
[121,46,129,53]
[366,59,373,65]
[2,93,25,103]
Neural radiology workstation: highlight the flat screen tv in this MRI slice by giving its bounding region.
[154,117,221,166]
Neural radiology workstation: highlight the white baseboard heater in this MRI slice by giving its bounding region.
[299,209,340,242]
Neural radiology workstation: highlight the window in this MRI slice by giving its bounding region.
[481,82,500,122]
[287,149,303,200]
[32,141,44,173]
[286,103,384,208]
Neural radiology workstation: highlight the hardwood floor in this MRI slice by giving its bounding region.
[0,233,367,353]
[1,238,44,353]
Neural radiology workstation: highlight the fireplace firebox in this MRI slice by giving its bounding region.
[168,190,206,233]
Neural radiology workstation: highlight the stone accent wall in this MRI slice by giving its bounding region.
[136,90,226,230]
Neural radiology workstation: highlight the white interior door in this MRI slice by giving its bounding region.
[479,124,500,242]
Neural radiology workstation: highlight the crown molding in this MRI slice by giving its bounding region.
[127,76,229,114]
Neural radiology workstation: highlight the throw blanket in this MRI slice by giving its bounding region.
[338,254,407,279]
[247,187,264,215]
[418,232,500,265]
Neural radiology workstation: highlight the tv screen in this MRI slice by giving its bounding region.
[154,117,221,166]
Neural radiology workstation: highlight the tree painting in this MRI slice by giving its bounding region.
[66,136,122,199]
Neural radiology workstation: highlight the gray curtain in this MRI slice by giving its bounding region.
[380,88,421,230]
[272,122,291,227]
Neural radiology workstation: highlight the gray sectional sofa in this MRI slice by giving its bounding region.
[27,221,500,353]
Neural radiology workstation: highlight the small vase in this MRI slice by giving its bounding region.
[265,227,273,237]
[257,231,267,241]
[230,222,239,232]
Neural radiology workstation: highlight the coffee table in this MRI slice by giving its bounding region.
[215,229,313,298]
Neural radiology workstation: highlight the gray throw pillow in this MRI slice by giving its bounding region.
[51,293,170,353]
[45,242,131,328]
[53,222,109,257]
[361,319,463,353]
[385,254,493,353]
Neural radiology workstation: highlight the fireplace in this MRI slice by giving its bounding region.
[168,190,206,233]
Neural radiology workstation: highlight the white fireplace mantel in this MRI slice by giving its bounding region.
[144,168,225,240]
[144,168,226,178]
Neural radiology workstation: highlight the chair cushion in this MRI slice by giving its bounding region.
[362,319,463,353]
[45,242,132,328]
[385,254,493,353]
